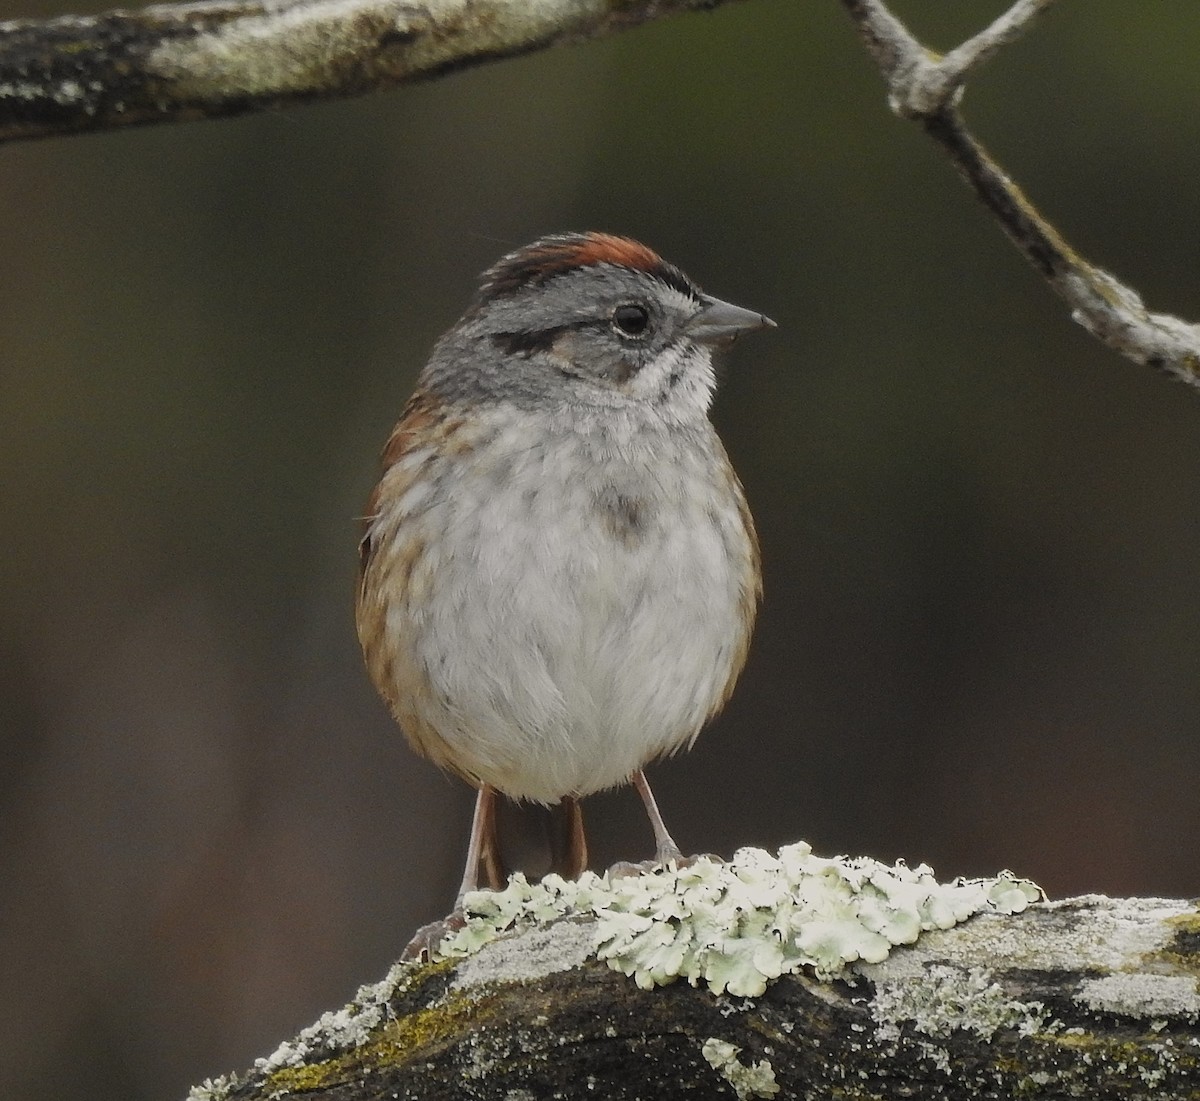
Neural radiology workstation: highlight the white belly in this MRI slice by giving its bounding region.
[374,414,756,803]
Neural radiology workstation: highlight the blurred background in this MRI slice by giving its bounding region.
[3,0,1199,1097]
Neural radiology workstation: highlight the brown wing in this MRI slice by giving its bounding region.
[358,389,445,583]
[355,389,480,779]
[707,451,763,723]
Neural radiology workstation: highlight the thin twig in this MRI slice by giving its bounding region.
[935,0,1057,100]
[842,0,1200,389]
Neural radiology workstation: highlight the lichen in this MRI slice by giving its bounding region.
[147,0,618,98]
[452,917,599,990]
[436,843,1041,997]
[872,963,1054,1042]
[261,989,491,1096]
[701,1037,780,1099]
[185,1077,235,1101]
[1076,974,1200,1022]
[1161,909,1200,979]
[253,966,403,1074]
[1040,1028,1200,1091]
[187,845,1046,1099]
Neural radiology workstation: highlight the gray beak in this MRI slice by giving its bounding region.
[685,294,777,345]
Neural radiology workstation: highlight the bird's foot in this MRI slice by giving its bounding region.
[401,910,467,963]
[606,850,724,880]
[606,858,661,879]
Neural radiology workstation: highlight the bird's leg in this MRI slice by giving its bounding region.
[632,768,683,864]
[547,795,589,879]
[403,784,504,961]
[457,783,507,899]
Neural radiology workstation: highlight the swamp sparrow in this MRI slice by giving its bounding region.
[357,232,774,906]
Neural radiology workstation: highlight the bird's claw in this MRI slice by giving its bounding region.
[401,910,467,962]
[606,851,723,880]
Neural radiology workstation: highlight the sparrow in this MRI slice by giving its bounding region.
[356,232,774,910]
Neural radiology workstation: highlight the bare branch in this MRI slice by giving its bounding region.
[0,0,747,144]
[843,0,1200,390]
[841,0,1056,121]
[937,0,1057,94]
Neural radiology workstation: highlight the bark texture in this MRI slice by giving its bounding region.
[202,894,1200,1100]
[0,0,744,143]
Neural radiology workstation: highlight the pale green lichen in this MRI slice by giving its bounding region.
[1076,973,1200,1021]
[452,918,599,990]
[872,963,1055,1042]
[701,1037,780,1099]
[186,845,1044,1099]
[148,0,620,99]
[437,843,1042,997]
[185,1077,234,1101]
[252,958,418,1076]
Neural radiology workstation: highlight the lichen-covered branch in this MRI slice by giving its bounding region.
[842,0,1200,390]
[0,0,746,144]
[189,847,1200,1101]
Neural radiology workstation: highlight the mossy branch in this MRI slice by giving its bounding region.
[842,0,1200,390]
[0,0,747,144]
[189,850,1200,1101]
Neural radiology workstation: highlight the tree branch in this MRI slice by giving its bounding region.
[0,0,746,144]
[842,0,1200,390]
[187,849,1200,1100]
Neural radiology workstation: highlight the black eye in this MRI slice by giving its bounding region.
[612,303,650,337]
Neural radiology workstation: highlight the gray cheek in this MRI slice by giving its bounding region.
[550,330,637,387]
